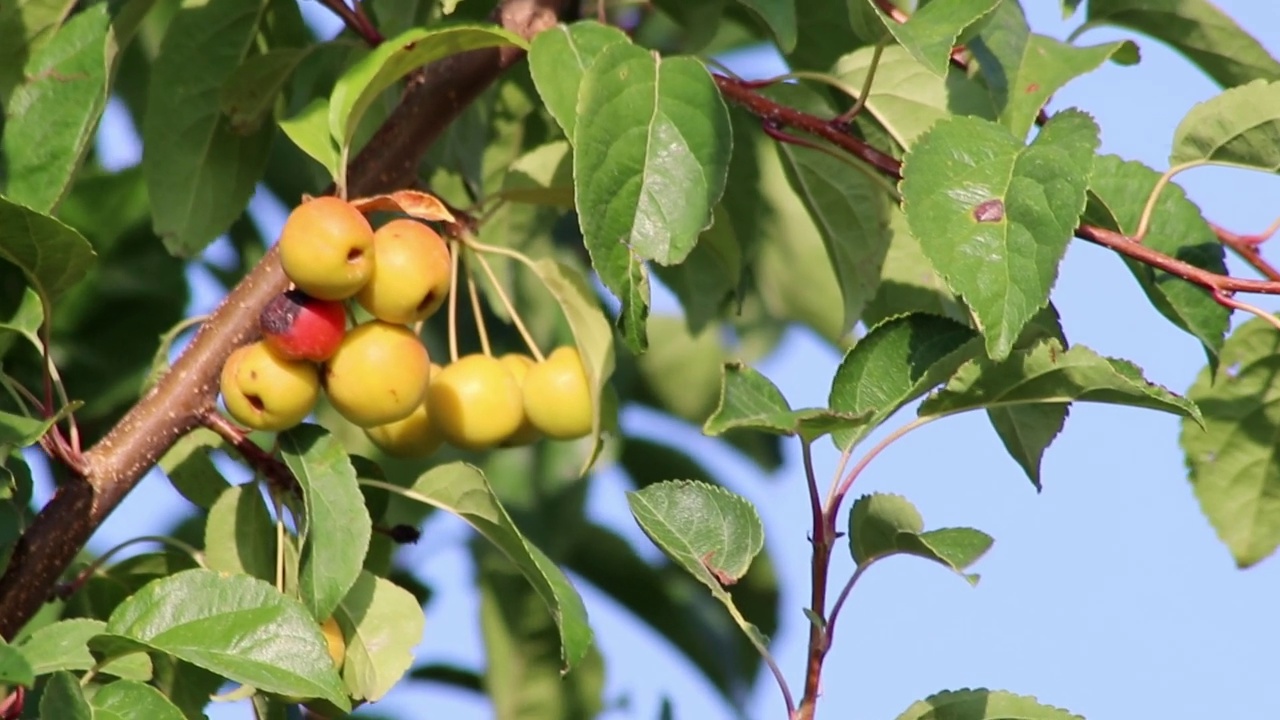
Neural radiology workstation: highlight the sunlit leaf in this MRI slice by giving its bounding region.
[1181,317,1280,567]
[334,571,424,702]
[280,424,372,622]
[402,463,593,671]
[901,111,1099,358]
[329,25,526,154]
[1170,79,1280,170]
[920,339,1201,425]
[848,493,991,585]
[628,480,762,592]
[1077,0,1280,88]
[527,20,630,137]
[143,0,273,256]
[971,2,1136,138]
[102,569,349,709]
[895,688,1084,720]
[829,313,979,450]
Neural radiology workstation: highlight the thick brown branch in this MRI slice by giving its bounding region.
[0,0,567,641]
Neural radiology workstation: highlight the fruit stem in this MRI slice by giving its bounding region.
[271,486,287,593]
[447,239,461,363]
[469,247,545,363]
[464,251,493,356]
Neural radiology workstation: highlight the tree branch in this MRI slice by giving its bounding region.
[713,74,1280,299]
[0,0,568,641]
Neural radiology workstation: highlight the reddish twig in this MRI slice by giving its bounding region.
[199,409,297,494]
[797,443,832,720]
[1213,221,1280,282]
[714,74,1280,300]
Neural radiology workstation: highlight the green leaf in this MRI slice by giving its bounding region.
[39,671,91,720]
[854,0,1000,78]
[987,401,1067,490]
[149,657,224,720]
[985,307,1070,488]
[0,197,96,302]
[204,483,276,582]
[0,0,76,98]
[1170,79,1280,170]
[833,45,997,150]
[789,0,861,71]
[1,0,152,211]
[1082,154,1229,359]
[158,428,230,510]
[476,547,605,720]
[829,313,980,450]
[90,680,186,720]
[1078,0,1280,88]
[527,21,630,138]
[564,521,773,708]
[971,2,1136,139]
[18,618,152,680]
[279,96,341,180]
[333,571,424,702]
[627,480,763,593]
[653,205,743,333]
[1181,316,1280,567]
[528,261,616,474]
[895,688,1083,720]
[329,25,527,155]
[0,642,33,686]
[862,206,967,326]
[704,363,870,441]
[848,493,992,584]
[766,83,892,335]
[501,140,574,206]
[901,111,1099,359]
[102,569,349,709]
[220,46,314,133]
[402,463,592,672]
[735,0,797,52]
[575,43,731,267]
[144,0,273,257]
[920,339,1202,425]
[280,424,372,623]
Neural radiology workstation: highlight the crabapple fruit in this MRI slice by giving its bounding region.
[355,218,452,324]
[365,363,446,457]
[321,616,345,669]
[259,289,346,362]
[498,353,539,446]
[324,321,431,427]
[278,196,375,300]
[219,341,320,431]
[427,354,523,450]
[522,346,592,440]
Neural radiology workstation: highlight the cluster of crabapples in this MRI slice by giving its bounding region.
[218,196,593,456]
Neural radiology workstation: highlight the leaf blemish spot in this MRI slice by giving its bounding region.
[700,551,737,586]
[973,199,1004,223]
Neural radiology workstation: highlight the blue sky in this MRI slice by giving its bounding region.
[61,2,1280,719]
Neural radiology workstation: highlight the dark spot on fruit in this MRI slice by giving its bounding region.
[260,290,304,334]
[246,394,264,412]
[347,248,363,262]
[973,199,1004,223]
[417,291,436,313]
